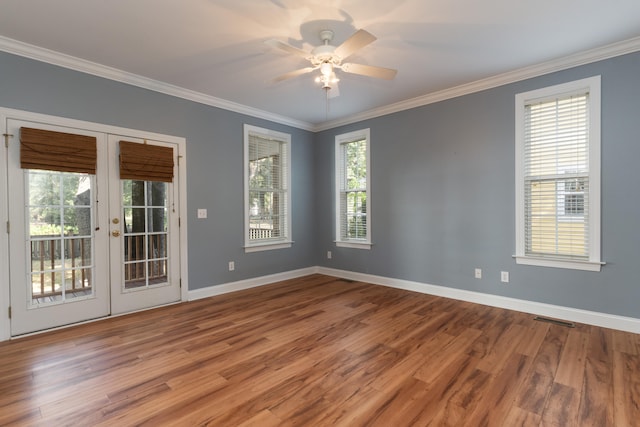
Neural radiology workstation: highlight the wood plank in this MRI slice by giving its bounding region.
[503,406,541,427]
[459,352,534,426]
[554,329,589,388]
[427,361,492,426]
[540,382,581,426]
[475,322,527,373]
[414,327,482,384]
[613,351,640,426]
[577,356,615,426]
[236,409,282,427]
[577,327,615,426]
[612,329,640,355]
[514,325,569,415]
[515,321,550,357]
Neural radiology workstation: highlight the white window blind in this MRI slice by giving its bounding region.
[338,139,367,239]
[524,92,589,259]
[335,129,370,248]
[515,76,601,271]
[244,125,291,251]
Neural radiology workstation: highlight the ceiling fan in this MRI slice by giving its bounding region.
[265,29,397,96]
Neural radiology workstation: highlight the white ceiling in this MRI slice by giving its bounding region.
[1,0,640,130]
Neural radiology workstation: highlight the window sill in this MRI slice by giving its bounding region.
[244,241,292,253]
[514,255,604,272]
[335,241,372,250]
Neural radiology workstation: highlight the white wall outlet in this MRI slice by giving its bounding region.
[501,271,509,283]
[228,261,235,271]
[197,208,207,219]
[327,251,332,259]
[474,268,482,279]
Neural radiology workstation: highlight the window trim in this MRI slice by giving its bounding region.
[514,76,602,271]
[335,128,371,250]
[243,124,292,252]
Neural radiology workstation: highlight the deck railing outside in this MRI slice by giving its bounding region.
[249,227,273,240]
[30,236,91,299]
[30,235,167,298]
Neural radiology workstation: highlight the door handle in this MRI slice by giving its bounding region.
[112,230,121,237]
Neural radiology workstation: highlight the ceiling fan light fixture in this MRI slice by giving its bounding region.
[320,62,333,77]
[267,28,397,97]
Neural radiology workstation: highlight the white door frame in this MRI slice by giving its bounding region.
[0,113,10,341]
[0,107,189,341]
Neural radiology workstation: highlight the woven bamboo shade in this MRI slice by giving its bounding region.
[20,127,97,174]
[119,140,174,182]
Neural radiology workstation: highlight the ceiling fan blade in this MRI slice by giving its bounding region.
[264,39,309,59]
[334,29,376,60]
[341,63,397,80]
[271,67,315,83]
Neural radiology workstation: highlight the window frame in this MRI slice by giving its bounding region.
[335,128,371,250]
[243,124,292,253]
[515,76,602,271]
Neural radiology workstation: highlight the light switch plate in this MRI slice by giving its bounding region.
[197,209,207,219]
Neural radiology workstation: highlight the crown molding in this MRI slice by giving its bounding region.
[0,35,315,132]
[2,34,639,134]
[313,36,640,132]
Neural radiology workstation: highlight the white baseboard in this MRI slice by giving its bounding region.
[317,267,640,334]
[188,267,319,301]
[187,265,640,334]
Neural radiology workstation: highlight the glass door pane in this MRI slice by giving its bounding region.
[27,171,95,305]
[121,180,169,290]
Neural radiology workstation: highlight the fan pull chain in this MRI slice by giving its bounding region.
[325,87,330,120]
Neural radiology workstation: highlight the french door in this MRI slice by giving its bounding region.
[6,119,182,336]
[107,135,180,315]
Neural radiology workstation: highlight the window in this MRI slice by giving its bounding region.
[244,125,291,252]
[335,128,371,249]
[515,76,601,271]
[559,175,585,217]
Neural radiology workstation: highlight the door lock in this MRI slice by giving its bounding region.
[112,218,120,224]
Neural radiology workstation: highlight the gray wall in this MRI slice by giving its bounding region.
[315,51,640,319]
[0,52,317,290]
[2,49,639,319]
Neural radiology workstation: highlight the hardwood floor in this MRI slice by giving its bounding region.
[1,274,639,426]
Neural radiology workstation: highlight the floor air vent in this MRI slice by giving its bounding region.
[533,316,576,328]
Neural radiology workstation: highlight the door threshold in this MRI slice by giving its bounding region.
[10,300,183,340]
